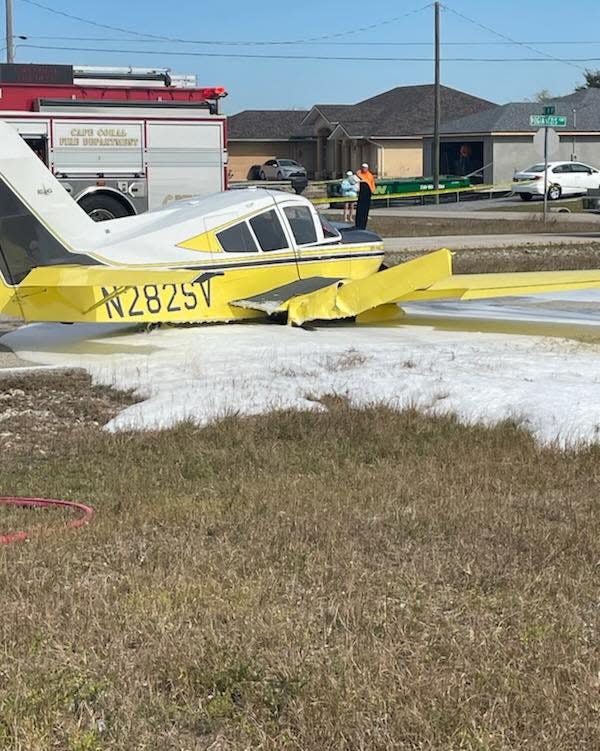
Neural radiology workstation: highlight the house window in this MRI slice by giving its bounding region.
[249,209,288,251]
[283,206,317,245]
[216,221,258,252]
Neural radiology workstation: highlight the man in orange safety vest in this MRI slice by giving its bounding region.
[355,163,376,229]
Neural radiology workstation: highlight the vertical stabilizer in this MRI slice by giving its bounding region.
[0,121,100,285]
[0,121,104,251]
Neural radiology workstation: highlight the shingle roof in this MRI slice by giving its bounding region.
[438,88,600,134]
[228,109,311,140]
[308,85,496,138]
[353,84,496,137]
[308,104,354,122]
[228,85,497,141]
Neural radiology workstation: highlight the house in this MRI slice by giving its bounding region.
[422,88,600,185]
[227,109,314,181]
[227,84,496,181]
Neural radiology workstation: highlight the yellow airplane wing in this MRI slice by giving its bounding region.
[260,250,600,325]
[5,250,600,327]
[399,268,600,302]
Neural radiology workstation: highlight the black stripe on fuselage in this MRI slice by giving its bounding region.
[183,249,383,273]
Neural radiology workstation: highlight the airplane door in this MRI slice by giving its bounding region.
[281,202,349,280]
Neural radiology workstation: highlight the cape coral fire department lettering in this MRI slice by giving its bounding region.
[58,126,139,147]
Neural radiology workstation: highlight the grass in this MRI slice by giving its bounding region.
[360,214,600,237]
[490,198,586,213]
[2,372,600,749]
[385,242,600,274]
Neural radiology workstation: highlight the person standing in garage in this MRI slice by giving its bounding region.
[355,163,376,230]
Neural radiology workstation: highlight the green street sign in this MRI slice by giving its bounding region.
[543,105,556,115]
[530,114,567,127]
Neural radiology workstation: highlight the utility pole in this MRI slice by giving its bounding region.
[542,125,549,226]
[5,0,15,63]
[433,1,441,205]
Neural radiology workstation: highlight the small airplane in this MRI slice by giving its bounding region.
[2,119,600,329]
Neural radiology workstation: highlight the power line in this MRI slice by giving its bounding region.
[441,3,586,71]
[16,34,600,47]
[16,44,600,63]
[17,0,433,45]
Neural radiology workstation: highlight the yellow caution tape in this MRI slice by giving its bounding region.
[311,183,511,206]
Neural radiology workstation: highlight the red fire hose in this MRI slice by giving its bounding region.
[0,496,94,545]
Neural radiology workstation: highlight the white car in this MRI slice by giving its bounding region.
[513,161,600,201]
[259,158,307,181]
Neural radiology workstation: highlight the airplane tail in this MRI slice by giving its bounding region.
[0,120,102,287]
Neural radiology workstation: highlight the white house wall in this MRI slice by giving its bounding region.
[492,135,600,184]
[559,135,600,170]
[492,136,540,185]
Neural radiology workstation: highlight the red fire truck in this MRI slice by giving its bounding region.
[0,63,228,220]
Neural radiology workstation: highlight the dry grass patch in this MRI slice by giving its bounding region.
[365,214,600,237]
[1,372,600,748]
[319,347,368,372]
[490,198,586,214]
[386,243,600,274]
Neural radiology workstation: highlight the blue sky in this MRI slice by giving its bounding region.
[6,0,600,113]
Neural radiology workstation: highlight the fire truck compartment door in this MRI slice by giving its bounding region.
[51,120,143,174]
[6,120,49,138]
[146,121,224,211]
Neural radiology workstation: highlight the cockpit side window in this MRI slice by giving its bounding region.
[216,221,258,253]
[249,209,288,251]
[283,205,317,245]
[320,215,342,241]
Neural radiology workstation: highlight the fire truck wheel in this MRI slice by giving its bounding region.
[79,194,132,222]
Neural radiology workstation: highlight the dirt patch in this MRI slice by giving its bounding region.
[0,369,138,458]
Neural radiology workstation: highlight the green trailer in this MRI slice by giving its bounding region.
[327,175,471,198]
